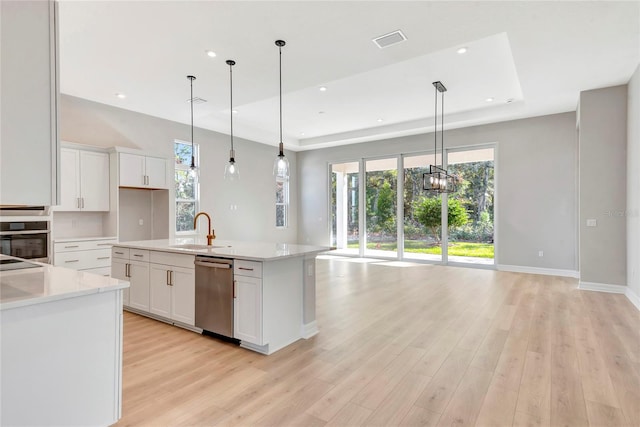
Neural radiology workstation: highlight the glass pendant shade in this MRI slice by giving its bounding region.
[273,150,290,179]
[224,149,240,180]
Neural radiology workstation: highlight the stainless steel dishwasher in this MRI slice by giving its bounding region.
[195,256,234,338]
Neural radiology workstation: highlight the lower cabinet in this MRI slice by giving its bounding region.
[112,246,194,327]
[149,263,195,326]
[234,260,263,346]
[53,238,117,276]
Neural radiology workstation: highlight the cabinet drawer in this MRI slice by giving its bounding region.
[234,260,262,278]
[130,249,150,262]
[81,266,111,277]
[55,248,111,270]
[112,247,130,259]
[55,239,117,253]
[150,251,195,269]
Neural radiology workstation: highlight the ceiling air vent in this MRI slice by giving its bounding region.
[372,30,407,49]
[187,97,207,104]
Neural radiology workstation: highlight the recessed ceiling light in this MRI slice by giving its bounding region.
[456,47,467,54]
[319,86,327,92]
[205,50,216,58]
[486,97,494,102]
[115,93,126,99]
[377,118,383,123]
[301,132,305,136]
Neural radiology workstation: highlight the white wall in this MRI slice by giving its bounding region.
[297,112,578,272]
[628,65,640,297]
[578,85,627,286]
[60,94,298,244]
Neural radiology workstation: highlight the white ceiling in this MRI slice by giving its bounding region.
[59,1,640,151]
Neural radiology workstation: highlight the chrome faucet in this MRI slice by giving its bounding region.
[194,212,215,246]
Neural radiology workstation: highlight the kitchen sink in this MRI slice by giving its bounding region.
[170,244,229,250]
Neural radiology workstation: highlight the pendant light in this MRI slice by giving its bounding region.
[187,75,198,179]
[423,80,458,193]
[273,39,290,179]
[224,60,240,180]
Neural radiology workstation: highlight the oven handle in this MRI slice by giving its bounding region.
[0,230,50,236]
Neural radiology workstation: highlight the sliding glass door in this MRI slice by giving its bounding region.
[330,162,360,255]
[364,158,398,258]
[446,147,495,265]
[403,154,442,262]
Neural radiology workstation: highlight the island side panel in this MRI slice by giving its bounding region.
[262,257,304,354]
[302,254,319,338]
[0,290,123,426]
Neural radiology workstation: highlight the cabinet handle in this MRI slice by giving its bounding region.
[97,256,110,260]
[115,251,124,255]
[125,263,130,278]
[77,198,81,209]
[233,280,236,299]
[65,259,79,263]
[170,270,174,286]
[81,198,85,209]
[166,269,170,286]
[238,267,254,271]
[64,245,79,249]
[133,254,144,258]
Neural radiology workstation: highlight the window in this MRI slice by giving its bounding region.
[174,141,199,233]
[276,177,289,228]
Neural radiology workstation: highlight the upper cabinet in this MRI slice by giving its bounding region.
[59,148,110,211]
[0,0,59,206]
[119,153,168,189]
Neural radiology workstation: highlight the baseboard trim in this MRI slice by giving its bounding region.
[578,281,626,293]
[302,321,319,339]
[497,264,579,278]
[579,281,640,312]
[625,287,640,311]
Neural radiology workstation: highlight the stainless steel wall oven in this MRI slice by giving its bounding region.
[0,220,50,262]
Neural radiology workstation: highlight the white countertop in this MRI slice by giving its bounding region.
[0,256,129,311]
[115,238,330,261]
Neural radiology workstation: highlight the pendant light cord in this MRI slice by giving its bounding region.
[188,75,196,169]
[279,44,283,154]
[441,90,445,170]
[434,84,438,167]
[230,62,234,153]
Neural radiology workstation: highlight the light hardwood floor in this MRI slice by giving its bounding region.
[116,257,640,426]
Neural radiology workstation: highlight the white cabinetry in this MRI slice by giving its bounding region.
[59,148,110,211]
[111,256,129,306]
[54,238,116,276]
[234,260,263,346]
[149,251,195,326]
[111,247,150,311]
[0,0,58,206]
[119,153,167,189]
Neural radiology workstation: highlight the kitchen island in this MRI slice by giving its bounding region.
[111,238,328,355]
[0,256,129,426]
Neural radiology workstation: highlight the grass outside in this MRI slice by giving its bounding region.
[347,240,494,258]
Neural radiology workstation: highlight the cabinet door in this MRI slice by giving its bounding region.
[171,266,195,326]
[145,156,167,189]
[111,258,130,306]
[234,275,263,345]
[0,0,57,206]
[80,151,109,211]
[119,153,145,187]
[128,260,150,312]
[149,264,171,319]
[58,148,80,211]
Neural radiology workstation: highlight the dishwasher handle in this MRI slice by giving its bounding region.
[195,260,232,269]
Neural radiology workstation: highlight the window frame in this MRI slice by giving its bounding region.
[174,140,200,234]
[275,176,289,228]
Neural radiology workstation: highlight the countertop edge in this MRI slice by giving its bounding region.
[0,280,129,311]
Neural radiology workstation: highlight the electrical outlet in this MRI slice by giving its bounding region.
[138,219,144,226]
[587,219,597,227]
[538,250,544,257]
